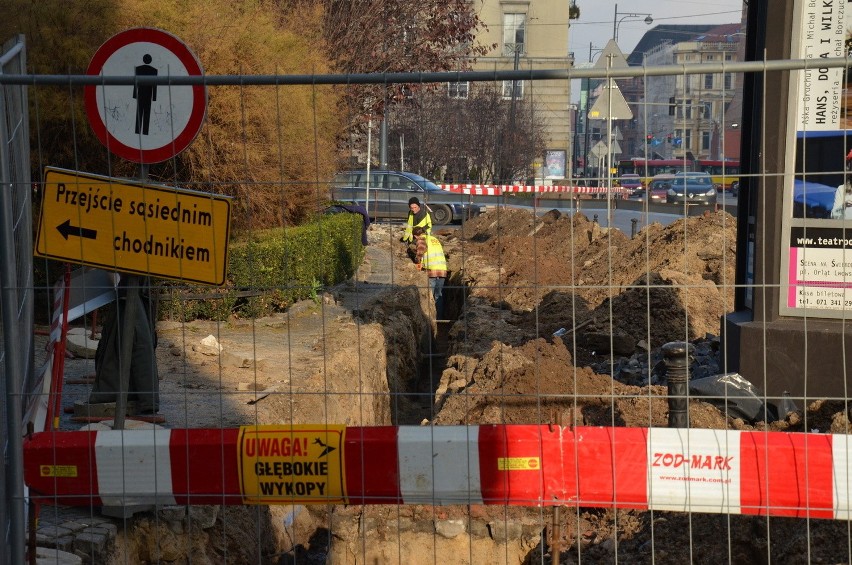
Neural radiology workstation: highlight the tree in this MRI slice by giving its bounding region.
[386,82,547,183]
[310,0,490,124]
[0,0,122,173]
[2,0,344,230]
[116,0,342,228]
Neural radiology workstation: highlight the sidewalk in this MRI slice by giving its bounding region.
[30,224,408,562]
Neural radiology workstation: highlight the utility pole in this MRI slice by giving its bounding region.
[379,91,388,169]
[506,46,521,183]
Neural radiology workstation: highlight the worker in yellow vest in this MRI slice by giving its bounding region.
[402,197,432,243]
[412,226,447,318]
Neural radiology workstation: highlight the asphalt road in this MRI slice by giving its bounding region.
[375,193,739,238]
[473,193,739,236]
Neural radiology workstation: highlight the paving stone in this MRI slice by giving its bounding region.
[34,546,82,565]
[469,520,490,538]
[82,524,118,538]
[58,521,89,533]
[35,533,75,552]
[488,520,523,542]
[36,525,73,538]
[73,530,110,559]
[86,515,117,527]
[187,505,219,529]
[435,519,466,538]
[159,505,186,522]
[167,520,184,534]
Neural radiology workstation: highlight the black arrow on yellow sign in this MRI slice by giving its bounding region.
[313,438,336,457]
[57,219,97,241]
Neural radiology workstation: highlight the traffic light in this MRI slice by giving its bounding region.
[666,133,673,143]
[646,134,653,144]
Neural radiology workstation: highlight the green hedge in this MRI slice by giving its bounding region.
[159,211,365,321]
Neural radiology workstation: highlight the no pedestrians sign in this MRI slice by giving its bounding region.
[84,28,207,163]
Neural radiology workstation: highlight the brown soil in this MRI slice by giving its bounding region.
[49,207,852,564]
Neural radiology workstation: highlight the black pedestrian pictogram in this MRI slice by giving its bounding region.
[133,54,157,135]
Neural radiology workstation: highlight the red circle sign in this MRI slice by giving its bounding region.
[85,28,207,164]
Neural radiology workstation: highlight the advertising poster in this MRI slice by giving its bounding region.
[781,0,852,318]
[545,150,566,179]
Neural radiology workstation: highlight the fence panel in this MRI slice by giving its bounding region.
[4,37,852,563]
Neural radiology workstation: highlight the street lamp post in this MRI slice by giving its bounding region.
[583,43,605,179]
[613,3,653,43]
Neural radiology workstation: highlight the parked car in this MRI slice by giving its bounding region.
[330,170,481,225]
[618,173,643,196]
[666,172,718,205]
[647,174,675,202]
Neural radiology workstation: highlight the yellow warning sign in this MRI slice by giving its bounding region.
[497,457,540,471]
[40,465,78,478]
[35,168,231,286]
[238,425,345,504]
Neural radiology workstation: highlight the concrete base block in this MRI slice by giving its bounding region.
[724,311,852,405]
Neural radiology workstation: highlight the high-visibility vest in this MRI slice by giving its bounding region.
[422,235,447,277]
[403,212,432,242]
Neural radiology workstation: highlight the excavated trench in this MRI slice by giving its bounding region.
[406,271,467,425]
[100,246,545,564]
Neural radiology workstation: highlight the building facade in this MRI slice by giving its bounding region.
[669,31,741,161]
[472,0,577,181]
[638,24,744,162]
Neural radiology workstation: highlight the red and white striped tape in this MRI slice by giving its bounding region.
[25,273,70,433]
[24,425,851,518]
[438,184,626,196]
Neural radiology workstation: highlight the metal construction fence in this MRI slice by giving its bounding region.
[7,29,852,563]
[0,34,32,565]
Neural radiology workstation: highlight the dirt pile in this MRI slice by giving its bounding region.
[444,208,736,353]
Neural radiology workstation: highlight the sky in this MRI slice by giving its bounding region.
[562,0,745,99]
[567,0,745,61]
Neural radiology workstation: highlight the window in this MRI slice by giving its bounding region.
[684,129,692,149]
[354,173,385,188]
[702,131,711,150]
[390,175,418,191]
[703,102,712,117]
[448,81,469,99]
[502,80,524,100]
[503,13,526,56]
[704,74,713,89]
[724,73,733,90]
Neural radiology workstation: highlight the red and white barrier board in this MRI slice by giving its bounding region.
[23,425,852,519]
[438,184,626,196]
